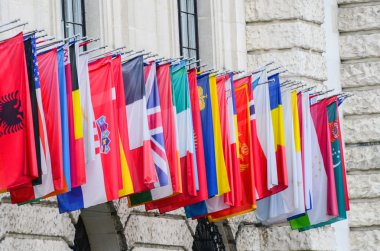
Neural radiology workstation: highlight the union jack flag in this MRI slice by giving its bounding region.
[144,62,169,187]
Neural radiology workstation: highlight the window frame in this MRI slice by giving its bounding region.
[62,0,87,39]
[177,0,200,60]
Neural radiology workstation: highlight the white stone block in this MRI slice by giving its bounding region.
[247,50,327,81]
[0,204,75,245]
[236,225,261,251]
[343,115,380,144]
[345,145,380,172]
[350,230,380,251]
[124,215,193,250]
[245,0,324,24]
[340,34,380,61]
[349,200,380,227]
[341,61,380,88]
[0,235,71,251]
[347,173,380,199]
[246,21,325,52]
[342,89,380,115]
[338,5,380,32]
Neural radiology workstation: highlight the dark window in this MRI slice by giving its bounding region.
[62,0,86,38]
[178,0,199,59]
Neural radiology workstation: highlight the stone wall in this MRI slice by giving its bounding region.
[338,0,380,250]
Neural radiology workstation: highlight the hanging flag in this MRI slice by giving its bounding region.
[128,61,173,205]
[145,62,200,213]
[143,63,182,205]
[9,36,56,203]
[264,73,288,196]
[251,69,278,200]
[256,90,304,224]
[121,56,157,193]
[185,73,238,218]
[64,44,86,187]
[23,35,42,186]
[0,33,38,190]
[56,47,71,191]
[208,76,256,221]
[298,96,349,231]
[112,55,133,197]
[289,98,339,230]
[298,91,313,211]
[57,54,109,213]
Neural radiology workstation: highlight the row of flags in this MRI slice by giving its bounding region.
[0,32,350,231]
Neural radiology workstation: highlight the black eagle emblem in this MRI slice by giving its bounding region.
[0,91,24,136]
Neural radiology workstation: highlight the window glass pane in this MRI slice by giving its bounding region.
[189,49,197,59]
[74,24,83,37]
[187,0,194,14]
[181,12,188,47]
[182,48,189,58]
[65,23,74,37]
[73,0,82,24]
[180,0,187,12]
[188,15,196,49]
[64,0,74,22]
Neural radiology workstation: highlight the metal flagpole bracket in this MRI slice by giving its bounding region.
[81,45,108,56]
[0,18,21,28]
[0,21,28,34]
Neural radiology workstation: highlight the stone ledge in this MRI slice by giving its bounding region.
[343,115,380,143]
[345,144,380,172]
[347,173,380,199]
[245,0,324,24]
[349,199,380,227]
[247,49,327,81]
[338,5,380,32]
[338,0,380,5]
[246,21,325,52]
[350,229,380,251]
[341,88,380,115]
[124,214,193,250]
[236,225,336,250]
[341,60,380,88]
[0,204,75,245]
[0,235,71,251]
[340,33,380,61]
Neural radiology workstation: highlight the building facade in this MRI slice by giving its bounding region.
[0,0,379,250]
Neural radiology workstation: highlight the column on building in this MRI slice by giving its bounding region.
[337,0,380,250]
[230,0,338,250]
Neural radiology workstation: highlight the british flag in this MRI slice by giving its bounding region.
[144,62,170,187]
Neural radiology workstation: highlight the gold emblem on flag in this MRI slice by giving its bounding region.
[198,86,207,111]
[238,133,249,172]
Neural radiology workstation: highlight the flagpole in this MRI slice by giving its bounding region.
[0,21,28,34]
[0,18,20,28]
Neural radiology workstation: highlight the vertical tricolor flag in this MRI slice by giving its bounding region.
[0,33,38,190]
[128,61,173,205]
[208,76,256,221]
[251,69,278,199]
[289,98,339,229]
[121,56,157,192]
[256,90,304,224]
[266,73,288,194]
[64,44,86,187]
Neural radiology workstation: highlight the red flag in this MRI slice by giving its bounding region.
[0,33,38,189]
[88,56,121,201]
[208,76,256,221]
[216,74,235,206]
[63,44,86,187]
